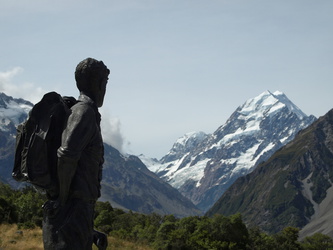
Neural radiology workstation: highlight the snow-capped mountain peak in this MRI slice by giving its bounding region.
[142,90,317,212]
[0,92,33,133]
[239,90,305,119]
[175,131,206,146]
[160,131,208,164]
[272,91,307,119]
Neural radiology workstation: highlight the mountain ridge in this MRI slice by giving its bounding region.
[142,90,316,211]
[206,108,333,237]
[101,144,201,217]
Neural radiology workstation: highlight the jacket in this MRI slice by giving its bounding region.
[57,94,104,204]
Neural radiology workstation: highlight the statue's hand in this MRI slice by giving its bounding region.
[93,230,108,250]
[42,200,61,218]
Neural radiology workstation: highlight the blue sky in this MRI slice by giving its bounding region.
[1,0,332,158]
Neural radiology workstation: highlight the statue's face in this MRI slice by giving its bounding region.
[95,75,108,107]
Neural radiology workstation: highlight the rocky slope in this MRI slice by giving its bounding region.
[206,108,333,237]
[143,91,316,212]
[101,144,201,217]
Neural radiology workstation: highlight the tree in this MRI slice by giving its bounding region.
[208,213,249,249]
[133,213,161,243]
[166,216,201,249]
[274,227,302,250]
[301,233,333,250]
[12,186,46,228]
[94,201,114,233]
[0,197,17,223]
[94,210,113,233]
[248,226,277,249]
[190,216,213,249]
[153,220,176,249]
[94,200,113,218]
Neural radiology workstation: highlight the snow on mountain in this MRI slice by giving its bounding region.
[0,92,32,133]
[0,92,33,188]
[160,131,208,163]
[137,154,163,173]
[140,131,208,182]
[142,90,317,212]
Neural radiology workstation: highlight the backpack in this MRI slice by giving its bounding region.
[12,92,76,193]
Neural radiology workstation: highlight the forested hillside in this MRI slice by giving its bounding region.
[0,183,332,249]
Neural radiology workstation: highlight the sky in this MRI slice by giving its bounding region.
[0,0,332,159]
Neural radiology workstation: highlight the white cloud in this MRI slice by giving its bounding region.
[0,67,44,104]
[0,67,129,154]
[100,110,128,154]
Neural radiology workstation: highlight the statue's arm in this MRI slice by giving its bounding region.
[57,104,94,205]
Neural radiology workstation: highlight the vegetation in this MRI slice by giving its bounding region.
[1,182,333,249]
[0,223,43,249]
[0,183,45,229]
[0,224,151,250]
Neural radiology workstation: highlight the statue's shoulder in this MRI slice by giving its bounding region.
[70,101,97,119]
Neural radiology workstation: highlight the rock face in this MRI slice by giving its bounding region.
[144,91,316,212]
[206,108,333,237]
[0,92,200,217]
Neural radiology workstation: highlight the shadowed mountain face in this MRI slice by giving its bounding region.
[100,144,201,217]
[206,108,333,237]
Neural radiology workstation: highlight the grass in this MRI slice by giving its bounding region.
[0,224,43,250]
[0,224,152,250]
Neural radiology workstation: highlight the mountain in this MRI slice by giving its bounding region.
[206,108,333,237]
[101,144,201,217]
[0,92,200,217]
[0,93,33,187]
[142,91,316,212]
[0,92,32,132]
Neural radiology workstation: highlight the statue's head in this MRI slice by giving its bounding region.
[75,58,110,107]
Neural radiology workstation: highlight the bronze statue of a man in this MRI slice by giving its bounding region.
[42,58,110,249]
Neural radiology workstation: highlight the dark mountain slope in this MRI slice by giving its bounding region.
[101,144,201,217]
[206,108,333,235]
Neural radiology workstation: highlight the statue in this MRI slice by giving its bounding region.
[42,58,110,250]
